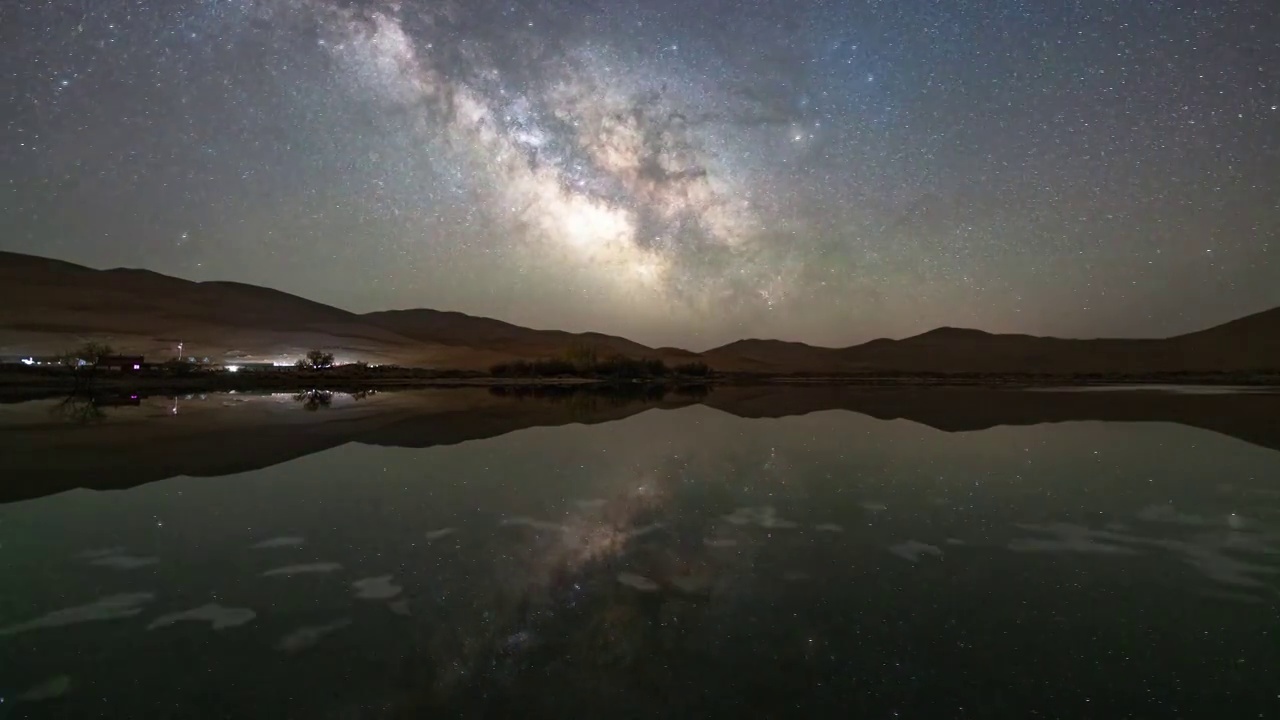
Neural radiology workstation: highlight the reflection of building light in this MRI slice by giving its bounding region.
[226,365,240,373]
[132,364,141,370]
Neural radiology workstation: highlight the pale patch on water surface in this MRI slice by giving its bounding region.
[704,537,738,548]
[0,593,155,636]
[1177,542,1279,590]
[77,546,125,559]
[1009,524,1143,555]
[352,576,402,600]
[425,528,457,541]
[148,603,256,630]
[617,572,660,591]
[251,536,305,549]
[261,562,342,577]
[814,523,843,533]
[574,498,607,511]
[1137,504,1255,531]
[18,674,71,702]
[276,618,352,653]
[1008,522,1280,591]
[499,516,569,533]
[89,554,159,570]
[1137,504,1207,526]
[628,523,664,540]
[861,502,888,512]
[388,599,412,616]
[889,541,943,563]
[723,506,798,529]
[1199,589,1268,604]
[670,574,712,594]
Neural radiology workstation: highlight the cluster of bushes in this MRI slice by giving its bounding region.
[490,383,711,403]
[488,352,712,379]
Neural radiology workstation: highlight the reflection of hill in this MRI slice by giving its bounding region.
[703,386,1280,452]
[0,386,1277,504]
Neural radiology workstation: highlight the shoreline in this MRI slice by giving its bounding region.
[1,367,1278,402]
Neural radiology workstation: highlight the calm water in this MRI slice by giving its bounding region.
[1,390,1278,718]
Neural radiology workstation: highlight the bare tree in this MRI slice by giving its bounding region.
[60,342,116,391]
[293,389,333,411]
[297,350,335,370]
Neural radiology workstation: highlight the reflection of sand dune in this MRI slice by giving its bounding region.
[2,386,1279,504]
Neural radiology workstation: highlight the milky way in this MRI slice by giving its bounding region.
[2,0,1277,347]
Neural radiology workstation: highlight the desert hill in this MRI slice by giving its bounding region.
[703,308,1280,374]
[362,308,700,365]
[0,250,1277,374]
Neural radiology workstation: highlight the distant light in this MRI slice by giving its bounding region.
[226,365,240,373]
[133,364,141,370]
[20,358,34,366]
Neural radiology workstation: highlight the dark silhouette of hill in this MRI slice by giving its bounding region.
[1,385,1277,504]
[702,308,1280,374]
[361,308,700,365]
[1,250,1277,374]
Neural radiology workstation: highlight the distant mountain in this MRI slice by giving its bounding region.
[703,309,1280,374]
[0,250,1277,374]
[0,251,501,368]
[361,308,699,365]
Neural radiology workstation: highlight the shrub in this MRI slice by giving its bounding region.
[673,361,711,376]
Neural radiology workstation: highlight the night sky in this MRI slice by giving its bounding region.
[3,0,1277,349]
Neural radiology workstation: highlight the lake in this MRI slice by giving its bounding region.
[1,387,1278,717]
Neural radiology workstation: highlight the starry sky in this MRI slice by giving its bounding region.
[3,0,1277,349]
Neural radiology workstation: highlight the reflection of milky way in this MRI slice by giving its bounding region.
[280,0,763,303]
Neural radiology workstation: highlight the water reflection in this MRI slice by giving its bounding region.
[0,391,1278,715]
[48,394,108,424]
[293,388,333,411]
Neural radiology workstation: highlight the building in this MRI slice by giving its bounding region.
[95,394,143,407]
[98,355,145,371]
[3,356,65,366]
[223,362,280,372]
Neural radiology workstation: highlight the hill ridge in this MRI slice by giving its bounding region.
[0,251,1277,374]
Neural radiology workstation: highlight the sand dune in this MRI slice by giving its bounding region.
[702,313,1280,374]
[1,251,1277,374]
